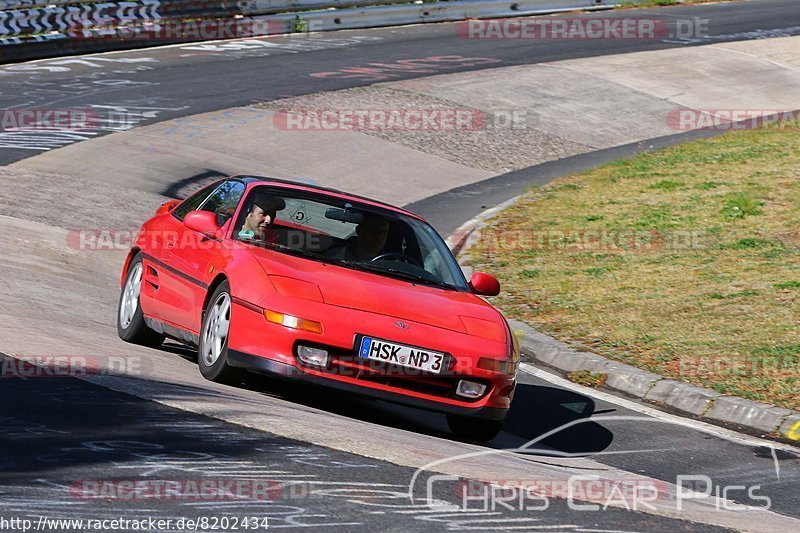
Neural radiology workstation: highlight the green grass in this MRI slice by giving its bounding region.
[649,180,685,191]
[472,125,800,410]
[568,371,608,387]
[721,192,764,219]
[724,238,776,249]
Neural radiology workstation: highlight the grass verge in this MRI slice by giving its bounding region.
[473,125,800,410]
[567,371,608,387]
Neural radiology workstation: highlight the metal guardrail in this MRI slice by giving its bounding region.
[241,0,413,15]
[0,0,234,40]
[258,0,613,32]
[0,0,617,62]
[0,0,78,9]
[0,0,408,12]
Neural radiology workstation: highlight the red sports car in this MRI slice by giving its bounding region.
[117,176,518,440]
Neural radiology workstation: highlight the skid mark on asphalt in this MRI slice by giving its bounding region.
[0,58,182,154]
[309,55,502,82]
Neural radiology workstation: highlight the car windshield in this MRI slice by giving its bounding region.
[232,186,469,291]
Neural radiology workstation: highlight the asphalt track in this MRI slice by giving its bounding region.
[2,0,800,530]
[2,0,800,166]
[1,351,797,530]
[1,368,738,532]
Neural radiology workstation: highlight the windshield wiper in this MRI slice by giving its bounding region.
[343,261,459,291]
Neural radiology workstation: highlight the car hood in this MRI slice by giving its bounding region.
[250,249,503,335]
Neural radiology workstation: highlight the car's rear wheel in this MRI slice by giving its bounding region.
[117,254,165,347]
[446,414,504,442]
[198,281,243,385]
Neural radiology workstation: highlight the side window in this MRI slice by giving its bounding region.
[198,180,246,226]
[172,182,219,221]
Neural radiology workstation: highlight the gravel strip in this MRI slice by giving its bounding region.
[253,86,591,173]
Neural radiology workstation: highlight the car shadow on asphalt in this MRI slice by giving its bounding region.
[200,347,616,457]
[160,341,199,362]
[159,341,614,455]
[495,384,614,456]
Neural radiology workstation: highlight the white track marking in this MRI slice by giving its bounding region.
[519,363,799,455]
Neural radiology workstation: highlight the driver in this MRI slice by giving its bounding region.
[238,194,286,242]
[347,214,390,261]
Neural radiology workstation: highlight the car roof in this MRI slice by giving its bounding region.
[233,175,425,221]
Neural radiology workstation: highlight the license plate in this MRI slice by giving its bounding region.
[358,337,445,374]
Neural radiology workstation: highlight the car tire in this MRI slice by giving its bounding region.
[198,280,244,385]
[117,253,165,348]
[446,414,504,442]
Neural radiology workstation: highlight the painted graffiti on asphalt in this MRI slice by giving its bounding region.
[0,55,187,152]
[176,34,383,58]
[0,100,188,151]
[310,55,502,82]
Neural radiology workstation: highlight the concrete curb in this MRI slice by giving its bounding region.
[451,197,800,447]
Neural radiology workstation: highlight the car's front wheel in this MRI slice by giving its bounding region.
[198,281,243,385]
[446,414,504,442]
[117,253,165,347]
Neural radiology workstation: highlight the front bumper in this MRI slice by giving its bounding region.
[228,349,510,421]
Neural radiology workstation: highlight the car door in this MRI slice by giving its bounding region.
[158,180,246,333]
[139,182,219,326]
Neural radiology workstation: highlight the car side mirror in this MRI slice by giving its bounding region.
[469,272,500,296]
[156,199,180,216]
[184,210,219,236]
